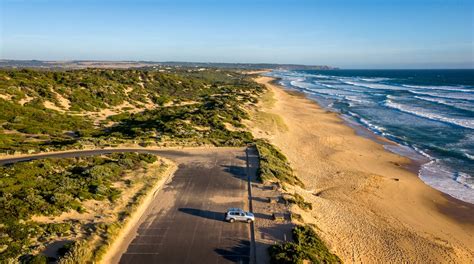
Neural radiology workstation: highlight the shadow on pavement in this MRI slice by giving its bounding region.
[258,223,294,242]
[251,196,269,203]
[178,208,225,222]
[214,239,251,263]
[253,212,274,220]
[221,164,262,184]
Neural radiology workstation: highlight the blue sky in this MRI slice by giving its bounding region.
[1,0,473,68]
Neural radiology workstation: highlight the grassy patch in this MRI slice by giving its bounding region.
[57,241,91,264]
[255,139,303,187]
[260,89,276,108]
[105,96,255,147]
[291,213,303,222]
[284,193,313,211]
[0,153,165,263]
[253,111,288,133]
[269,225,341,264]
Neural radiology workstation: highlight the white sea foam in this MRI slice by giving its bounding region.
[343,96,373,107]
[454,172,474,189]
[411,146,432,159]
[313,74,333,79]
[360,77,391,82]
[409,90,474,101]
[331,84,369,94]
[313,89,348,98]
[384,99,474,129]
[272,69,474,204]
[290,80,317,90]
[345,111,387,133]
[359,117,386,132]
[291,81,361,101]
[414,96,474,112]
[465,153,474,160]
[419,161,474,203]
[403,84,473,92]
[316,82,335,88]
[288,77,306,83]
[319,80,341,84]
[343,80,406,90]
[384,144,427,163]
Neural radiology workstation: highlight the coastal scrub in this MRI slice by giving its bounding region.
[269,225,341,264]
[255,139,303,187]
[0,153,169,263]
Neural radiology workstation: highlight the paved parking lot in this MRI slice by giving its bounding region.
[118,148,255,264]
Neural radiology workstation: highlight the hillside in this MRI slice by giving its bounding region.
[0,68,264,154]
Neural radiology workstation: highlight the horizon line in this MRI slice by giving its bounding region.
[1,59,473,70]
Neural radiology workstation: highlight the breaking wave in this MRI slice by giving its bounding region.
[384,98,474,129]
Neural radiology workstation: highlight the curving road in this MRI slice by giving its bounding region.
[0,148,204,165]
[0,147,259,264]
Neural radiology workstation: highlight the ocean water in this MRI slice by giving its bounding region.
[266,69,474,204]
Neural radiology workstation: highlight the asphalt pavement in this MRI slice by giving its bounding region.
[0,147,257,263]
[118,148,254,264]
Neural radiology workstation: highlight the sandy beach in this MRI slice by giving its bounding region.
[248,76,474,263]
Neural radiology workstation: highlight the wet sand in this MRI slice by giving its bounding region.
[247,76,474,263]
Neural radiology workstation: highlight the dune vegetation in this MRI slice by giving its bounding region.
[0,152,170,263]
[254,139,303,187]
[0,68,340,263]
[0,67,267,262]
[268,225,341,264]
[0,68,264,154]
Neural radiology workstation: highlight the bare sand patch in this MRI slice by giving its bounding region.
[248,76,474,263]
[0,94,12,100]
[223,122,244,132]
[164,100,198,107]
[54,91,71,109]
[18,95,33,105]
[42,91,70,111]
[70,100,156,126]
[123,86,134,96]
[44,100,64,112]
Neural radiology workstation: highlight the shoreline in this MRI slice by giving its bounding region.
[339,109,427,175]
[249,76,474,263]
[268,76,474,221]
[269,75,474,205]
[269,75,472,204]
[269,77,428,177]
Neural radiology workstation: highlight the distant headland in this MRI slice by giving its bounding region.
[0,59,338,70]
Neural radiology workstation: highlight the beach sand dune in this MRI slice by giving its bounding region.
[247,76,474,263]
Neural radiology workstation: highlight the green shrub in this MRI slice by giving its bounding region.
[291,213,303,222]
[0,68,264,152]
[57,241,92,264]
[57,242,75,257]
[269,225,341,264]
[269,242,306,264]
[25,254,48,264]
[255,139,303,187]
[139,153,158,163]
[0,153,160,262]
[284,193,313,211]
